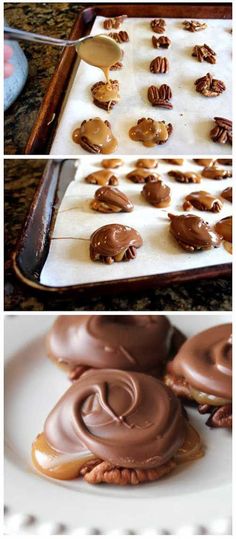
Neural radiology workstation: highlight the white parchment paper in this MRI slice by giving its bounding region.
[50,16,232,156]
[40,157,232,287]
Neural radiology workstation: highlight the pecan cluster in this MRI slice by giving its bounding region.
[108,30,129,43]
[148,84,173,109]
[192,43,216,64]
[198,403,232,428]
[168,170,201,183]
[194,73,226,97]
[103,15,127,30]
[183,20,207,32]
[202,165,232,179]
[150,56,169,74]
[80,119,111,154]
[150,18,166,34]
[80,458,176,485]
[210,117,232,145]
[91,80,119,111]
[152,35,171,49]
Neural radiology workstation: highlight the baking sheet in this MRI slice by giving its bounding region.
[40,157,232,287]
[50,15,232,156]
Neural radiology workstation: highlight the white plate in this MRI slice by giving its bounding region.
[4,314,232,535]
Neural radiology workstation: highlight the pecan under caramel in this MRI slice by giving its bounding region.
[108,30,129,43]
[110,61,123,70]
[183,20,207,32]
[210,117,232,145]
[201,165,232,179]
[168,170,201,183]
[81,458,176,485]
[150,18,166,34]
[91,80,120,111]
[152,35,171,48]
[103,15,127,30]
[150,56,169,74]
[192,43,216,64]
[148,84,173,109]
[194,73,226,97]
[206,404,232,428]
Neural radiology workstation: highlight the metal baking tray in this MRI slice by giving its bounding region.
[13,159,232,296]
[25,2,232,155]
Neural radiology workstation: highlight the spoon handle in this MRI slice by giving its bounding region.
[4,26,75,47]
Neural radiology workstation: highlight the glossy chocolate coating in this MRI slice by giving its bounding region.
[47,315,181,375]
[168,324,232,399]
[142,180,171,207]
[91,186,133,213]
[215,216,232,243]
[168,213,222,251]
[90,223,143,262]
[44,369,185,468]
[221,187,232,203]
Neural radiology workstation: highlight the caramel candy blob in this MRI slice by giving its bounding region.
[221,186,232,203]
[102,158,123,168]
[215,216,232,243]
[34,371,185,472]
[201,165,232,180]
[72,118,118,154]
[183,191,223,212]
[168,170,201,183]
[167,324,232,401]
[91,186,133,213]
[91,80,120,111]
[129,117,172,147]
[47,314,185,378]
[85,169,118,186]
[127,168,161,183]
[136,159,158,169]
[168,213,222,251]
[164,158,184,165]
[142,180,171,208]
[90,223,143,263]
[194,158,215,167]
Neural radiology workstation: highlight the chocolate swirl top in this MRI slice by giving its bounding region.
[90,224,143,258]
[168,324,232,399]
[47,315,179,374]
[91,186,133,213]
[44,369,185,468]
[168,213,222,250]
[142,180,171,207]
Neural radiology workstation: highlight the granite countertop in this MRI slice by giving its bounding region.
[4,2,86,155]
[5,160,232,311]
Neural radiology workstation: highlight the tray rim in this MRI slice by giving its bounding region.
[24,1,232,155]
[12,159,232,295]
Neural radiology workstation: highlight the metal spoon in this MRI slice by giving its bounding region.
[4,26,121,68]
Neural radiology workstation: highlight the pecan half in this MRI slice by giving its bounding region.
[110,61,123,70]
[150,18,166,34]
[192,44,216,64]
[201,165,232,179]
[91,80,120,111]
[168,170,201,183]
[210,117,232,145]
[108,30,129,43]
[152,35,171,48]
[103,15,127,30]
[164,373,192,400]
[80,136,101,154]
[148,84,173,109]
[183,20,207,32]
[206,404,232,428]
[81,459,176,485]
[150,56,169,74]
[194,73,226,97]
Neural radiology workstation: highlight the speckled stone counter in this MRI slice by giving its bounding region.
[4,160,232,311]
[4,2,85,155]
